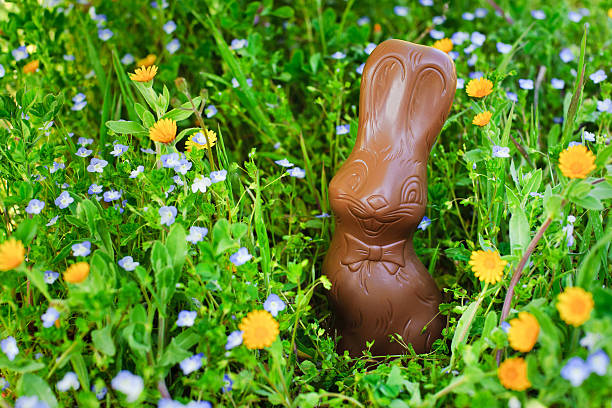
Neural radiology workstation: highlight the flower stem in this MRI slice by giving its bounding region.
[496,216,553,364]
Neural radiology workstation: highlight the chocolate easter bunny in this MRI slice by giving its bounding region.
[323,39,456,356]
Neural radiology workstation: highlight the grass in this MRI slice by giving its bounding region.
[0,0,611,407]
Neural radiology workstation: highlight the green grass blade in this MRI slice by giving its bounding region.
[111,49,139,122]
[562,24,588,147]
[190,9,277,146]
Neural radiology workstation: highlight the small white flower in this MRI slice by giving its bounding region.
[210,170,227,183]
[551,78,565,90]
[42,307,60,328]
[583,131,595,142]
[559,48,575,63]
[130,165,145,178]
[393,6,408,16]
[111,371,143,403]
[118,256,140,271]
[163,20,177,34]
[230,247,252,266]
[589,69,607,84]
[179,353,203,375]
[225,331,243,350]
[567,11,582,23]
[470,31,486,47]
[496,42,512,54]
[429,29,444,40]
[57,372,80,391]
[287,167,306,178]
[492,146,510,158]
[275,158,293,168]
[192,175,212,193]
[519,79,534,90]
[177,311,197,327]
[580,332,602,351]
[1,337,19,361]
[230,38,248,50]
[451,31,469,45]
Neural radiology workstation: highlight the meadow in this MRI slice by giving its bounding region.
[0,0,611,407]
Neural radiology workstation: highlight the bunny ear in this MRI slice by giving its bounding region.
[408,61,456,153]
[355,40,456,156]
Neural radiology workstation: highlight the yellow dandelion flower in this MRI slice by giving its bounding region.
[608,8,612,19]
[129,65,158,82]
[469,250,507,284]
[23,59,40,74]
[137,54,157,67]
[185,129,218,152]
[558,145,596,179]
[64,262,90,284]
[498,357,531,391]
[556,287,594,327]
[472,111,492,127]
[0,239,25,271]
[466,77,493,98]
[433,38,453,54]
[149,118,177,144]
[239,310,279,349]
[508,312,540,352]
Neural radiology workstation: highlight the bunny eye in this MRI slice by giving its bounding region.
[345,160,368,192]
[401,177,422,204]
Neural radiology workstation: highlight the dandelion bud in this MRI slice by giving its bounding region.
[175,77,189,94]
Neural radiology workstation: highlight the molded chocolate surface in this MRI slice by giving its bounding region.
[323,39,456,356]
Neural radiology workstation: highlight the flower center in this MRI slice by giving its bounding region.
[570,298,586,315]
[484,256,497,270]
[254,325,269,339]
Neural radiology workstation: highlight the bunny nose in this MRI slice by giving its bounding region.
[366,195,389,210]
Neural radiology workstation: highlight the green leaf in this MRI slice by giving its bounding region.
[230,223,248,240]
[152,241,179,314]
[166,224,188,276]
[92,325,116,356]
[77,199,100,237]
[121,304,151,358]
[561,24,588,147]
[571,195,603,211]
[142,110,156,129]
[576,223,612,288]
[0,355,45,373]
[509,206,530,255]
[24,266,51,301]
[132,81,162,117]
[160,97,202,122]
[590,181,612,201]
[13,218,39,246]
[70,352,90,390]
[482,311,498,339]
[212,219,235,255]
[520,169,542,204]
[94,219,114,258]
[105,120,147,135]
[151,241,172,275]
[271,6,294,18]
[17,373,58,408]
[134,102,147,122]
[158,331,199,367]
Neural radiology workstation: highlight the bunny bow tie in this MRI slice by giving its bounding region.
[341,234,406,275]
